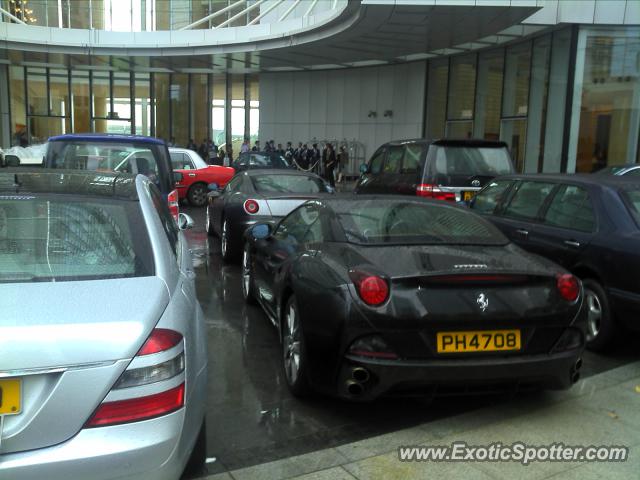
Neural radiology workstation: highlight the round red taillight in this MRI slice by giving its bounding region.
[244,199,260,214]
[358,275,389,306]
[557,274,580,302]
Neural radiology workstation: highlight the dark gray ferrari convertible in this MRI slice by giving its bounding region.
[242,196,587,401]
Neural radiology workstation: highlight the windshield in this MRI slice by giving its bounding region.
[46,141,173,193]
[334,199,507,245]
[433,146,514,177]
[236,153,290,169]
[251,174,327,194]
[0,195,154,283]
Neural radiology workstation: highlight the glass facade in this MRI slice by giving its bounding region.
[3,63,258,151]
[424,26,640,173]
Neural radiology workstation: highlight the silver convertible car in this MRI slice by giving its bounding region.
[0,170,208,480]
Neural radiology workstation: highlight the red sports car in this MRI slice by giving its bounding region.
[170,148,235,206]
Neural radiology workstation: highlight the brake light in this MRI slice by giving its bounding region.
[85,384,185,427]
[244,199,260,214]
[85,328,185,428]
[557,274,580,302]
[168,189,179,221]
[416,183,456,201]
[350,271,389,306]
[138,328,183,356]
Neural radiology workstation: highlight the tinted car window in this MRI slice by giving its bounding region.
[383,146,403,174]
[0,194,153,282]
[622,188,640,225]
[369,149,385,174]
[274,205,320,244]
[402,144,422,174]
[626,168,640,177]
[472,180,513,215]
[544,185,595,233]
[171,152,195,170]
[503,181,555,221]
[251,174,328,194]
[225,176,242,193]
[333,200,507,245]
[432,146,513,177]
[248,153,290,168]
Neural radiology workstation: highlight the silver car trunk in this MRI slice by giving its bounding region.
[264,195,323,217]
[0,276,169,454]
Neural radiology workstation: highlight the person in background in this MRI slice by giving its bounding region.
[298,143,309,170]
[311,143,321,175]
[241,138,250,153]
[219,149,227,166]
[168,137,176,147]
[324,143,336,188]
[337,145,348,184]
[186,138,197,151]
[276,143,285,156]
[252,140,260,152]
[198,139,208,159]
[285,142,294,160]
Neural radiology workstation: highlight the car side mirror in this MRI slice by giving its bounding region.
[249,223,272,240]
[174,172,183,183]
[178,213,194,230]
[208,182,219,191]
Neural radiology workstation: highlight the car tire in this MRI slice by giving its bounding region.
[583,279,615,351]
[282,295,311,397]
[242,244,257,304]
[188,183,208,207]
[205,206,216,237]
[220,218,237,263]
[183,419,207,476]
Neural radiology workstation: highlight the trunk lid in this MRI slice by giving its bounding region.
[263,194,325,217]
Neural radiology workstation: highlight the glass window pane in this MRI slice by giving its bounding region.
[72,71,90,133]
[500,118,527,172]
[474,49,504,140]
[71,0,91,29]
[171,73,188,147]
[154,73,170,142]
[383,146,403,173]
[50,69,69,117]
[135,73,151,136]
[502,43,531,118]
[249,74,259,145]
[231,74,245,155]
[446,121,473,139]
[447,54,476,120]
[191,74,209,150]
[27,68,48,115]
[113,72,131,120]
[425,59,448,139]
[544,185,595,232]
[504,181,555,220]
[402,144,423,174]
[575,28,640,172]
[9,66,27,147]
[212,74,226,149]
[30,117,71,143]
[471,180,513,215]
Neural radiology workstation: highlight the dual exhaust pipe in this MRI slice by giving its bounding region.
[346,367,370,396]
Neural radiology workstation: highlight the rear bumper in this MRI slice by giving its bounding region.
[0,410,186,480]
[336,348,583,401]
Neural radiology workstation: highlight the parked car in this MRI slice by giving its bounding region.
[242,196,586,400]
[206,169,333,262]
[355,139,514,201]
[594,164,640,177]
[469,174,640,351]
[45,134,180,219]
[231,151,292,172]
[169,147,235,207]
[0,169,208,480]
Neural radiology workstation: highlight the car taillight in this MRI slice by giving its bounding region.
[138,328,182,355]
[85,328,185,428]
[416,183,456,201]
[349,335,398,360]
[168,189,179,221]
[349,270,389,306]
[244,199,260,214]
[557,273,580,302]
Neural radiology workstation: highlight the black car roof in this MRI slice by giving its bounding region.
[48,133,166,146]
[0,169,140,200]
[495,173,640,189]
[382,138,508,149]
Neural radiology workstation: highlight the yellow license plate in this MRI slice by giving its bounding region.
[0,378,22,415]
[463,191,475,201]
[437,330,521,353]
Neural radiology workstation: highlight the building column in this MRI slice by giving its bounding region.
[0,65,10,148]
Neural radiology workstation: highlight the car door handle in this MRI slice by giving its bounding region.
[188,173,196,177]
[516,229,529,237]
[564,240,581,248]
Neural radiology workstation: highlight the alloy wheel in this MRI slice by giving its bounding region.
[585,288,602,341]
[190,185,206,206]
[283,304,301,385]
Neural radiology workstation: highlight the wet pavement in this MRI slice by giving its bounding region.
[180,205,639,478]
